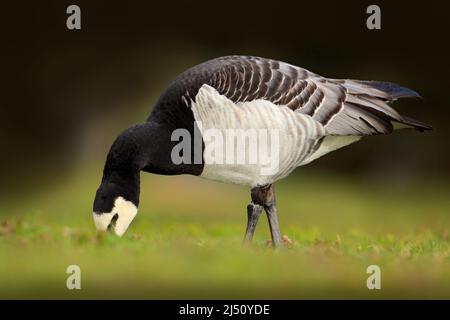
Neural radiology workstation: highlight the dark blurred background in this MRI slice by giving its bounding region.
[1,0,449,198]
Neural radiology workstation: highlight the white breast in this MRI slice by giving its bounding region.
[191,84,326,187]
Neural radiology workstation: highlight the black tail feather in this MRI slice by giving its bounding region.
[399,114,432,132]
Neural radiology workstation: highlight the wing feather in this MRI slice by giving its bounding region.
[207,56,431,135]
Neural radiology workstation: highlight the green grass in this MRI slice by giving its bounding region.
[0,168,449,299]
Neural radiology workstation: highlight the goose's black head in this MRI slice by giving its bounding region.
[92,124,148,237]
[93,180,139,236]
[92,119,201,236]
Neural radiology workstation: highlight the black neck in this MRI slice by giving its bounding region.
[102,121,203,185]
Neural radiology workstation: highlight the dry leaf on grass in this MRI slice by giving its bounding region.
[0,219,15,236]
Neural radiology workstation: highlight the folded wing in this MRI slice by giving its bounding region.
[208,56,431,136]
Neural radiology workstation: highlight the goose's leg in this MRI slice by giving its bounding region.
[264,201,282,247]
[243,203,263,243]
[251,184,283,247]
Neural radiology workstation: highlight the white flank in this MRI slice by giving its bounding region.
[192,84,326,187]
[93,196,137,237]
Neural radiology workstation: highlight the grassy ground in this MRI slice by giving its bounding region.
[0,168,449,299]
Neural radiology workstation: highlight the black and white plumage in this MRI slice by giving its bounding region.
[93,55,431,245]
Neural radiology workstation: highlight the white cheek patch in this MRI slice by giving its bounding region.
[112,197,138,236]
[93,196,138,237]
[93,211,115,231]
